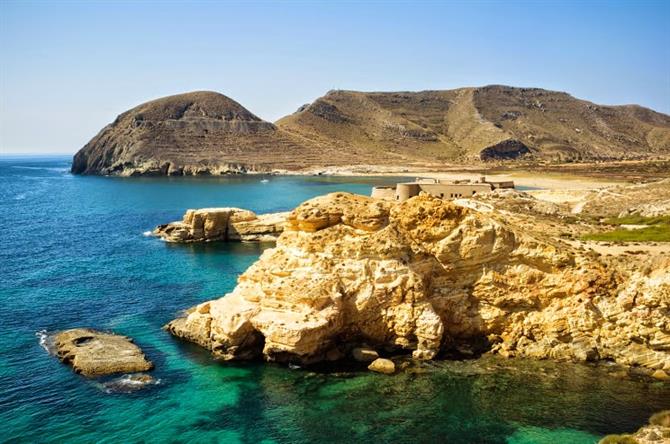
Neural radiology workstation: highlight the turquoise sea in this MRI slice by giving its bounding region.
[1,156,668,443]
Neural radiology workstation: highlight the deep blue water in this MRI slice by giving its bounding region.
[1,156,667,443]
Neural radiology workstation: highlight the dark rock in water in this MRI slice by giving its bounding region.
[50,328,153,377]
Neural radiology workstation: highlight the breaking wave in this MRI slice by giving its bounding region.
[36,330,55,354]
[98,374,161,394]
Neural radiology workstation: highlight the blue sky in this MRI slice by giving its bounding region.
[1,0,669,154]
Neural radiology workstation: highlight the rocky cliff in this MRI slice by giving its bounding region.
[72,87,670,176]
[154,207,287,242]
[166,192,670,373]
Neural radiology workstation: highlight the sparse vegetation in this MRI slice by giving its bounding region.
[602,215,670,226]
[581,215,670,242]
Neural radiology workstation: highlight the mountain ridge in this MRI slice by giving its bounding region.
[71,86,670,176]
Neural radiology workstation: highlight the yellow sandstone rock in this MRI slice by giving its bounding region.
[368,358,396,374]
[154,208,288,242]
[51,328,153,377]
[166,192,670,369]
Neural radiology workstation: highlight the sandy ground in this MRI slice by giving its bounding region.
[411,172,624,191]
[299,165,628,191]
[564,240,670,256]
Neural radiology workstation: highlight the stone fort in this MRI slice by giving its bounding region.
[371,177,514,201]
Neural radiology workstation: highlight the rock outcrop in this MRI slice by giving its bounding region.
[50,329,153,377]
[154,208,287,242]
[166,192,670,370]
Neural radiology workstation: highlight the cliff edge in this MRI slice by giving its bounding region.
[166,192,670,372]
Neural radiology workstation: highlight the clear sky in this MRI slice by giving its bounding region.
[1,0,669,154]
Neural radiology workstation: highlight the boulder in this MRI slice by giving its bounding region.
[368,358,396,374]
[352,347,379,363]
[51,328,153,377]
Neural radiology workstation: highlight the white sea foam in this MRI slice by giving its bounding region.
[260,179,269,183]
[36,330,55,354]
[14,193,26,200]
[142,231,153,237]
[99,374,161,393]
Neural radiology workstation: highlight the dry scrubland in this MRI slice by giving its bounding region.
[71,87,670,176]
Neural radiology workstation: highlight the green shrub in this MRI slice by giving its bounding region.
[603,215,670,226]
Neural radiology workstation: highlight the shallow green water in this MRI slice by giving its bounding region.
[1,156,667,443]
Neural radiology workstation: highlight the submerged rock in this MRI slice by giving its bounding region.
[51,328,153,377]
[166,192,670,369]
[154,208,287,242]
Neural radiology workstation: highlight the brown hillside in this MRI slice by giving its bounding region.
[277,86,670,163]
[71,91,323,175]
[72,87,670,176]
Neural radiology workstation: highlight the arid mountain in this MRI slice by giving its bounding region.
[278,86,670,163]
[71,91,316,175]
[72,87,670,175]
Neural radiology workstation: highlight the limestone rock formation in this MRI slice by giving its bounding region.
[154,208,287,242]
[51,328,153,377]
[166,192,670,370]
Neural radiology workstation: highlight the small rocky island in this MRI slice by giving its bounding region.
[165,191,670,376]
[50,328,153,377]
[154,207,287,242]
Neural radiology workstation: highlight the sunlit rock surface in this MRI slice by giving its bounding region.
[154,208,287,242]
[51,328,153,377]
[167,192,670,370]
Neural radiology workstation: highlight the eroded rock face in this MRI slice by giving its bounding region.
[166,192,670,370]
[600,411,670,444]
[51,329,153,377]
[154,208,287,242]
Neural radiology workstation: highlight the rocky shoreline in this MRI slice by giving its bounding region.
[153,208,287,243]
[164,191,670,377]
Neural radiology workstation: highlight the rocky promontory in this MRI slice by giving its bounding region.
[71,91,311,176]
[154,208,287,242]
[50,328,153,377]
[166,192,670,372]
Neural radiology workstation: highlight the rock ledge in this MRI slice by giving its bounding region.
[51,328,153,377]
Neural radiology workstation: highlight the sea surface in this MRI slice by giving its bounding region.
[1,156,667,443]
